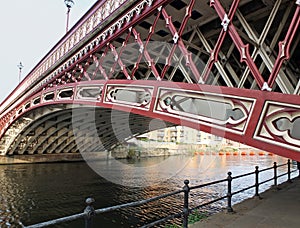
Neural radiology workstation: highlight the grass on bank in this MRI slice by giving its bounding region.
[165,210,208,228]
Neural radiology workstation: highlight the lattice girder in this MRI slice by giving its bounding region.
[30,0,298,93]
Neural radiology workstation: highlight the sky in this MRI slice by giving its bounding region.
[0,0,98,103]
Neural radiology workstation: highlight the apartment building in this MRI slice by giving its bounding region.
[144,126,224,145]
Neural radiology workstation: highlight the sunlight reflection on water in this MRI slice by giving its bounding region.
[0,154,296,227]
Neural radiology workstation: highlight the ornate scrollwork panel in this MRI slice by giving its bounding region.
[75,85,103,101]
[104,85,153,110]
[254,101,300,152]
[154,88,256,135]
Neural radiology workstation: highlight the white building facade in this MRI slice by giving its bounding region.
[144,126,225,146]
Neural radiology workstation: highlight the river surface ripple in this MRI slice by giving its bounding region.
[0,154,296,227]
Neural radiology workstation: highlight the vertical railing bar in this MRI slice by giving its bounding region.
[255,166,260,197]
[84,198,95,228]
[227,172,233,213]
[297,161,300,178]
[183,180,190,228]
[274,162,278,188]
[287,159,292,182]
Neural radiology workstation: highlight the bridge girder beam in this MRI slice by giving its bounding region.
[1,79,299,161]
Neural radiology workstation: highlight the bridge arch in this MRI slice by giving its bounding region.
[1,80,300,161]
[0,102,175,156]
[1,0,300,161]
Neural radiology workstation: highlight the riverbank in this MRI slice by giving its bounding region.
[190,176,300,228]
[111,142,195,159]
[0,153,83,164]
[0,143,197,164]
[0,139,269,164]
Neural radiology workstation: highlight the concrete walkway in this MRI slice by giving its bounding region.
[190,177,300,228]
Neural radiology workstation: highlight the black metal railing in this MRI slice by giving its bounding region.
[25,159,299,228]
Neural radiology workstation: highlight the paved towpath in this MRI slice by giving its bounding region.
[190,177,300,228]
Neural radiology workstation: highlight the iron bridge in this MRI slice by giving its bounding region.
[0,0,299,160]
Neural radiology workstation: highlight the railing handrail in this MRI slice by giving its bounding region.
[24,159,299,228]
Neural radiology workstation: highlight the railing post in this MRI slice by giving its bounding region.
[255,166,260,197]
[297,161,300,178]
[183,180,190,228]
[273,162,278,187]
[84,198,95,228]
[287,159,292,182]
[227,172,233,213]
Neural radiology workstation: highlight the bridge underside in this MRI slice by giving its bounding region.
[60,0,299,93]
[0,104,174,156]
[7,0,298,94]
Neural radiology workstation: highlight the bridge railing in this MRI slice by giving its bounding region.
[0,0,131,117]
[24,159,299,228]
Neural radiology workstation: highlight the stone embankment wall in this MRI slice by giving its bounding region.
[0,153,83,164]
[0,142,203,164]
[111,142,200,159]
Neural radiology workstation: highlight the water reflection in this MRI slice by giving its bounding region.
[0,154,296,227]
[82,153,194,187]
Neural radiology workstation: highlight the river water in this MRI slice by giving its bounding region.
[0,154,297,227]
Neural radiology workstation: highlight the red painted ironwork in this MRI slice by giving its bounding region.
[0,0,132,113]
[132,27,162,80]
[1,0,300,160]
[268,2,300,87]
[109,30,132,79]
[207,0,265,89]
[161,7,202,82]
[1,79,300,160]
[97,44,111,80]
[131,10,159,79]
[202,0,240,82]
[160,0,195,78]
[79,64,92,81]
